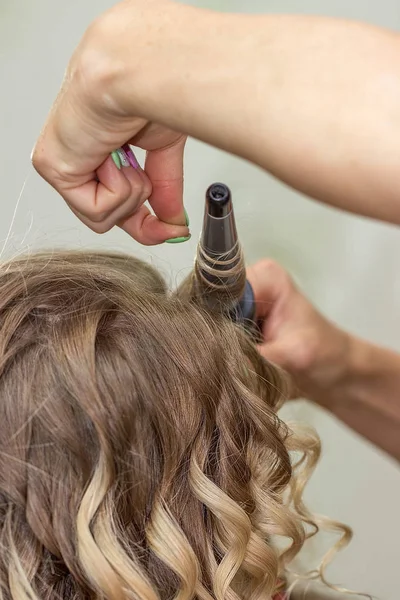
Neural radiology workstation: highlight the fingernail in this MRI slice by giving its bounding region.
[122,143,140,169]
[111,151,121,170]
[116,147,130,167]
[165,234,192,244]
[184,208,190,226]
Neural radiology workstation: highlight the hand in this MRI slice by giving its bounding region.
[247,260,351,403]
[32,0,189,245]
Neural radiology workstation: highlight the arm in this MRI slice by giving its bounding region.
[322,337,400,461]
[247,260,400,461]
[33,0,400,238]
[113,2,400,224]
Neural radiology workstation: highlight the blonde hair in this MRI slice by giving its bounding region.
[0,251,350,600]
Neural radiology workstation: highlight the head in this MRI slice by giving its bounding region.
[0,251,330,600]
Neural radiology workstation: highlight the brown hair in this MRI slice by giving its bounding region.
[0,251,349,600]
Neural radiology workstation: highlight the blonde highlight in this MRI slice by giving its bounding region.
[0,250,355,599]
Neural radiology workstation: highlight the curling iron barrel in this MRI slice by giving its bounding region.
[198,183,257,327]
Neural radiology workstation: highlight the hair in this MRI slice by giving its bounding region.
[0,250,351,600]
[181,241,247,315]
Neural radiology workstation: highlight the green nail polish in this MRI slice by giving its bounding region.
[165,234,191,244]
[184,208,190,226]
[111,151,121,170]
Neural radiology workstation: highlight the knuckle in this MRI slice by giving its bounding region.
[83,208,110,223]
[31,147,47,175]
[130,178,143,197]
[253,258,283,279]
[257,258,279,272]
[88,220,113,235]
[142,180,152,201]
[256,258,293,287]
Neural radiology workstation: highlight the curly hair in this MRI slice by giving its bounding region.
[0,251,350,600]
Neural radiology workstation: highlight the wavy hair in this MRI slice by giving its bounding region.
[0,251,350,600]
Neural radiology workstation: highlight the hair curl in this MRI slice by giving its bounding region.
[0,251,350,600]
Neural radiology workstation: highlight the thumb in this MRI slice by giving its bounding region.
[247,260,294,320]
[144,136,187,226]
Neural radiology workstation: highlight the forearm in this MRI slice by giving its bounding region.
[314,336,400,460]
[113,2,400,223]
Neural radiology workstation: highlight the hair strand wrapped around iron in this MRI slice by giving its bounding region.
[178,183,258,337]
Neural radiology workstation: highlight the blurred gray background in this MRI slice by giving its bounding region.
[1,0,400,598]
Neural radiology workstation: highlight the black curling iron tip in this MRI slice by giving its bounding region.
[202,182,237,255]
[206,183,232,218]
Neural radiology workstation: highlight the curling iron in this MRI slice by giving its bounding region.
[196,182,258,334]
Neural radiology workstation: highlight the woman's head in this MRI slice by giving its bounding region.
[0,251,333,600]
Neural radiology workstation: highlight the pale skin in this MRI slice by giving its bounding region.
[247,261,400,462]
[32,0,400,460]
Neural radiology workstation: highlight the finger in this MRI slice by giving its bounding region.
[119,205,189,246]
[144,136,186,225]
[32,80,148,226]
[67,156,145,219]
[66,158,151,233]
[246,259,294,320]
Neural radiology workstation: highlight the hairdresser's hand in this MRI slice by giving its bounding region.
[32,0,189,245]
[32,0,400,237]
[248,260,400,460]
[247,260,351,402]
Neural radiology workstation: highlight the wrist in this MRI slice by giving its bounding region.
[312,331,400,418]
[317,334,400,458]
[326,334,369,407]
[299,325,355,409]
